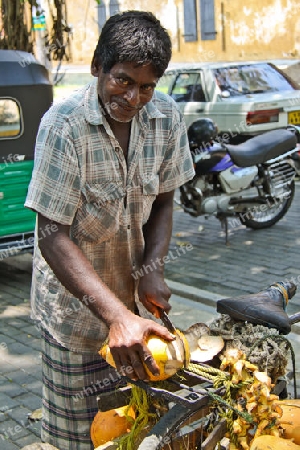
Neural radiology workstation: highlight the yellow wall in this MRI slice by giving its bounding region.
[169,0,300,62]
[66,0,300,64]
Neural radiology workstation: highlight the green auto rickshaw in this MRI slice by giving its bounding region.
[0,49,53,259]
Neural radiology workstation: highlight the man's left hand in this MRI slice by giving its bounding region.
[138,271,171,318]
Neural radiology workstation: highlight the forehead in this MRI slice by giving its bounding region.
[109,61,158,81]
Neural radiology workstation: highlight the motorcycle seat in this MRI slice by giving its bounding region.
[225,129,296,167]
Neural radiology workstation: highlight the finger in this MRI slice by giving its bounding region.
[114,348,150,381]
[110,349,135,379]
[145,295,172,315]
[158,298,171,313]
[116,357,139,381]
[139,347,160,378]
[129,353,150,381]
[142,297,161,318]
[149,322,176,341]
[110,351,125,374]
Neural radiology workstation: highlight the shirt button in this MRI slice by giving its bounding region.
[127,225,131,230]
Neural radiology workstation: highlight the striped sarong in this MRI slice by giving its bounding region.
[41,328,124,450]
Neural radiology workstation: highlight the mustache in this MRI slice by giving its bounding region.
[110,99,141,112]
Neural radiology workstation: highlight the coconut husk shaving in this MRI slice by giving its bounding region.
[208,315,290,382]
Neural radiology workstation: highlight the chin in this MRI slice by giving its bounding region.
[108,111,136,123]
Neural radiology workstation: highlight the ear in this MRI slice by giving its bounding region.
[91,65,99,77]
[91,57,101,77]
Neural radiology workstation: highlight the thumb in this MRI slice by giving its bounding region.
[149,322,176,342]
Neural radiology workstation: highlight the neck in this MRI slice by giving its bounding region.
[107,116,132,134]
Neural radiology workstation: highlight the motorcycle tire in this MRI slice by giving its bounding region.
[237,181,295,230]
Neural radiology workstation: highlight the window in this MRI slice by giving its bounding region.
[200,0,216,41]
[183,0,198,42]
[213,64,296,97]
[109,0,119,17]
[156,73,177,95]
[97,3,106,32]
[0,98,21,138]
[170,73,206,102]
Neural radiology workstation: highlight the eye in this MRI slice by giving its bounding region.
[116,77,130,86]
[141,85,155,93]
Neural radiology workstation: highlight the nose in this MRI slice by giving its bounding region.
[124,85,140,106]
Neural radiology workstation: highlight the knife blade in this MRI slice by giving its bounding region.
[160,310,177,333]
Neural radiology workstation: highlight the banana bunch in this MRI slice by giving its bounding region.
[219,348,283,450]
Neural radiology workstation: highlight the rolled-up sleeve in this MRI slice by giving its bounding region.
[25,119,81,225]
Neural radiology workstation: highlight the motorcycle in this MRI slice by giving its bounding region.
[289,125,300,177]
[176,119,298,243]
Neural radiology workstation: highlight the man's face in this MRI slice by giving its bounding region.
[92,61,158,123]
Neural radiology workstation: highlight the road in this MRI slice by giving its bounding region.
[1,180,300,448]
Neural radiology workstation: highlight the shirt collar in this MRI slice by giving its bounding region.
[84,78,166,127]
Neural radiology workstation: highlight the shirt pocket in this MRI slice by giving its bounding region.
[142,175,160,224]
[73,181,125,243]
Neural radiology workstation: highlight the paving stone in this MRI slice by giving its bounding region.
[0,335,17,346]
[0,439,19,450]
[5,406,32,426]
[27,368,42,383]
[0,382,28,398]
[0,374,9,385]
[0,418,31,442]
[23,379,42,397]
[8,330,31,339]
[26,340,41,353]
[0,287,27,300]
[20,327,42,339]
[3,372,40,389]
[0,355,41,374]
[12,394,42,413]
[0,412,7,422]
[0,370,20,380]
[3,298,29,308]
[0,326,22,339]
[0,291,17,299]
[7,342,39,356]
[0,393,19,412]
[4,319,31,330]
[26,422,42,438]
[14,433,41,447]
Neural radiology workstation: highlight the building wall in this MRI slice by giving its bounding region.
[65,0,99,64]
[66,0,300,64]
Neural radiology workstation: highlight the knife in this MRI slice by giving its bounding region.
[160,310,177,333]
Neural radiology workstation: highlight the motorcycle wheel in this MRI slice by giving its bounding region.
[238,181,295,229]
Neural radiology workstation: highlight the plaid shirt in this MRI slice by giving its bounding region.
[25,79,195,353]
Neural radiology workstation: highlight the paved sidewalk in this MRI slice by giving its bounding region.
[166,182,300,320]
[0,182,300,448]
[0,257,42,449]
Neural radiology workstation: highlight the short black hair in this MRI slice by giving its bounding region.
[91,10,172,78]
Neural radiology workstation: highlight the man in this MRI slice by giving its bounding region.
[25,10,195,449]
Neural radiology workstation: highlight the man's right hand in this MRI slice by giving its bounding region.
[107,312,175,381]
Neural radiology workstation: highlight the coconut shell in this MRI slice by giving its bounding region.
[90,405,135,447]
[278,399,300,444]
[250,435,300,450]
[99,330,190,381]
[183,323,224,362]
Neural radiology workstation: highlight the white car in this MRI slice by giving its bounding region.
[156,61,300,143]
